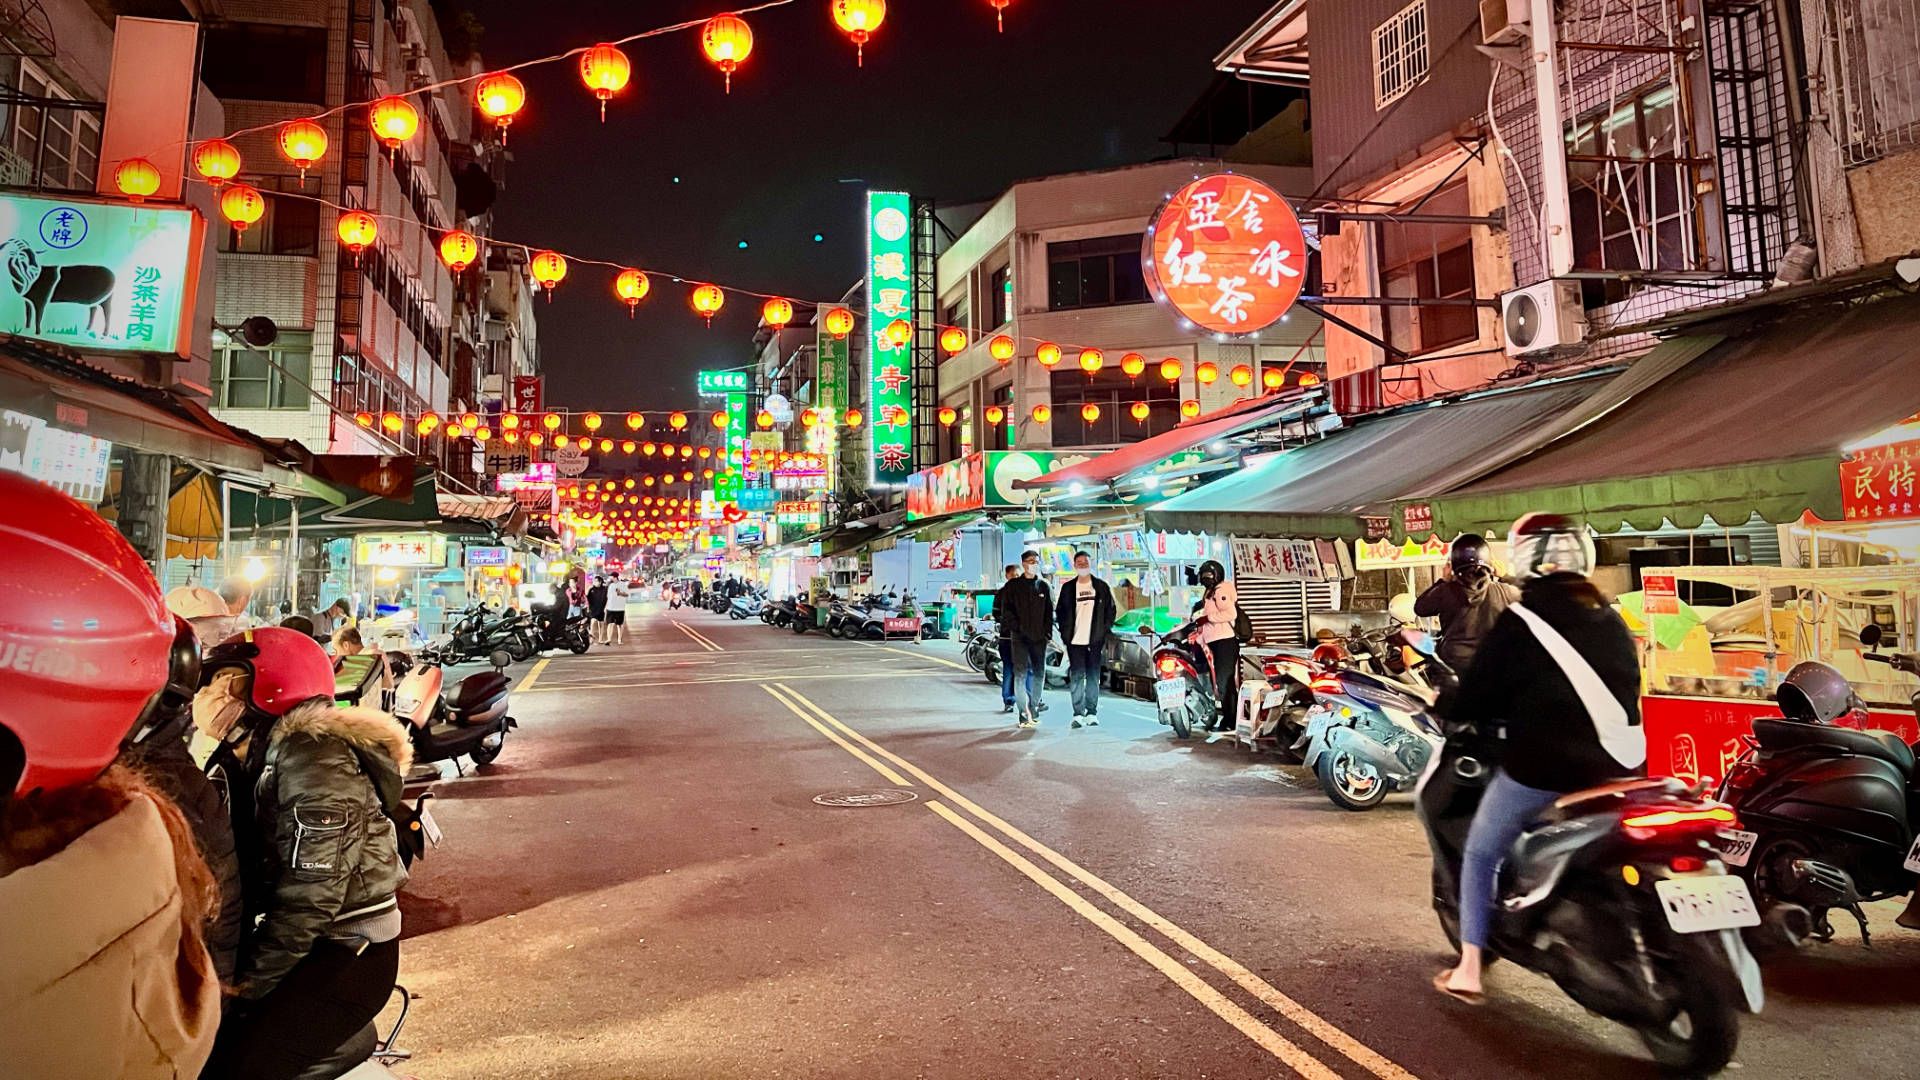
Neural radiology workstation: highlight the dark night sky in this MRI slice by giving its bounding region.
[469,0,1277,410]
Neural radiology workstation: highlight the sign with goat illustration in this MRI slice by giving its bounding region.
[0,193,202,355]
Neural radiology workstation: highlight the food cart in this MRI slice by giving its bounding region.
[1636,564,1920,785]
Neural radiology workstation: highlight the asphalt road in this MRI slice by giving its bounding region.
[391,603,1920,1079]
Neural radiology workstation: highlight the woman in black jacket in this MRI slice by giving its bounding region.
[1435,514,1646,1003]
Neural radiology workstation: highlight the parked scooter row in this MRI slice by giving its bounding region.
[751,589,938,640]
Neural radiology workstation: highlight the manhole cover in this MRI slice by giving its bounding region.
[813,788,919,808]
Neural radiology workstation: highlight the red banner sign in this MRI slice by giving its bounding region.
[1143,173,1307,335]
[1644,694,1919,786]
[1642,571,1679,616]
[1839,438,1920,523]
[511,375,543,414]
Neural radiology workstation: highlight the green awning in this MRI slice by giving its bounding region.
[1427,291,1920,536]
[1144,377,1605,539]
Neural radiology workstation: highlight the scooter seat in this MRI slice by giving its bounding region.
[450,671,509,712]
[1537,777,1692,824]
[1753,717,1915,777]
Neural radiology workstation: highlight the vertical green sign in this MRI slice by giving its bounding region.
[815,315,848,498]
[866,190,913,487]
[725,390,748,472]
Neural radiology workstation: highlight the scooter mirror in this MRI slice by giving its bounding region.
[488,648,513,670]
[1388,592,1418,624]
[1858,623,1883,649]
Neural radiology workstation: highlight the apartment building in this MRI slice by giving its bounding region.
[932,158,1323,461]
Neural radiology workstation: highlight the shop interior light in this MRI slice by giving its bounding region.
[241,555,269,583]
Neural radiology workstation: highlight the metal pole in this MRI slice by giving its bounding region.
[1529,0,1576,276]
[220,479,232,586]
[288,497,301,613]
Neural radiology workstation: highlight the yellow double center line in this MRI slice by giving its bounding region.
[670,620,723,652]
[761,681,1419,1080]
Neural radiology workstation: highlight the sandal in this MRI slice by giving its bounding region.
[1432,969,1485,1006]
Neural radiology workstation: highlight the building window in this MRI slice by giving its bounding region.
[1047,234,1148,311]
[988,264,1011,327]
[1565,82,1695,305]
[1048,369,1180,448]
[941,295,967,337]
[9,59,100,191]
[1378,182,1477,355]
[1372,0,1430,110]
[213,332,314,410]
[219,179,321,256]
[201,23,329,106]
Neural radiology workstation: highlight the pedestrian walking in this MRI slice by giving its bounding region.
[604,577,630,645]
[989,564,1019,713]
[587,576,609,641]
[1055,550,1116,728]
[1001,550,1054,728]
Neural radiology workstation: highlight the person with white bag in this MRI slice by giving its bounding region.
[1433,513,1647,1003]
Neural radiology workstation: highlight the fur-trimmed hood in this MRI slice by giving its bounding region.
[272,701,413,773]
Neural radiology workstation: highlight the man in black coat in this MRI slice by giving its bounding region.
[998,550,1054,728]
[1055,550,1117,727]
[986,564,1020,713]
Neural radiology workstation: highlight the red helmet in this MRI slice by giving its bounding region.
[202,626,336,719]
[0,471,174,797]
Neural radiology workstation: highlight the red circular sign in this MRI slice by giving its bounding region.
[1144,173,1307,335]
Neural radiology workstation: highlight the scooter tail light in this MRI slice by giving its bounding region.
[1157,656,1180,676]
[1309,674,1343,693]
[1621,804,1738,840]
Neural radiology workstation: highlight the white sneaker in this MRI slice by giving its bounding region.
[1070,715,1086,728]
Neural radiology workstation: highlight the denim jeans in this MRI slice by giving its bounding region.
[1459,770,1563,950]
[997,638,1016,707]
[1066,642,1100,716]
[1011,637,1045,719]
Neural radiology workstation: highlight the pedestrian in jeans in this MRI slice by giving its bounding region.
[1000,550,1054,728]
[989,564,1019,713]
[1055,550,1116,728]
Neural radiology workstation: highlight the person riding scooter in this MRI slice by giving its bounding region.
[195,628,410,1080]
[1432,513,1647,1003]
[1413,534,1520,675]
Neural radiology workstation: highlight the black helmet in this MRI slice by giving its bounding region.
[1507,513,1594,579]
[1198,559,1226,587]
[1777,661,1865,725]
[1449,534,1495,579]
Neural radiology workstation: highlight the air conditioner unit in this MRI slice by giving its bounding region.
[1479,0,1528,44]
[1499,279,1585,356]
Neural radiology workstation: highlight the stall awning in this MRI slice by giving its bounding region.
[1431,292,1920,535]
[1145,377,1604,538]
[1015,391,1317,491]
[822,509,908,556]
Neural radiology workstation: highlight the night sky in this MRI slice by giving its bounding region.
[470,0,1277,410]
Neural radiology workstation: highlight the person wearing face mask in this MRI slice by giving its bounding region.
[1055,551,1116,728]
[193,628,410,1080]
[999,550,1055,728]
[1194,560,1246,733]
[1414,534,1520,675]
[988,564,1020,714]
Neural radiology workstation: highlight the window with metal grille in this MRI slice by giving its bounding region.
[1826,0,1920,165]
[1372,0,1430,110]
[1564,82,1698,306]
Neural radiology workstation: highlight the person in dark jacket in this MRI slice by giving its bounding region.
[587,576,610,637]
[988,564,1020,713]
[999,550,1054,728]
[1055,551,1117,727]
[1434,514,1646,1003]
[1413,534,1520,675]
[121,616,245,985]
[194,628,410,1080]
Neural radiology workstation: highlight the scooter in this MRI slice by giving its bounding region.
[1297,626,1451,811]
[1713,622,1920,949]
[534,608,592,655]
[792,596,820,634]
[330,986,416,1079]
[1420,735,1763,1074]
[388,647,518,772]
[964,622,999,672]
[729,591,765,620]
[765,595,797,629]
[1150,620,1260,739]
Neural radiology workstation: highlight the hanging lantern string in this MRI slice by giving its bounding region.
[201,1,798,150]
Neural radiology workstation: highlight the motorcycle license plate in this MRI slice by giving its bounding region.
[1304,707,1331,741]
[1905,834,1920,874]
[418,803,444,847]
[1155,679,1187,710]
[1655,875,1760,934]
[1716,828,1758,868]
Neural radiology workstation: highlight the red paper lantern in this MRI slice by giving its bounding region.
[762,296,794,330]
[1230,364,1254,388]
[1078,348,1105,375]
[884,318,912,347]
[1160,358,1183,382]
[1196,361,1219,385]
[542,413,562,431]
[220,184,265,233]
[711,410,729,429]
[1031,404,1052,424]
[1129,401,1150,422]
[984,405,1005,425]
[1298,372,1322,387]
[336,211,378,260]
[368,95,419,150]
[940,327,969,355]
[701,15,754,93]
[615,269,650,316]
[937,406,957,427]
[476,73,526,138]
[625,411,644,430]
[354,411,375,428]
[830,0,887,66]
[530,250,568,298]
[1036,342,1061,368]
[579,43,632,121]
[440,230,479,273]
[584,412,603,432]
[989,0,1014,32]
[844,409,863,428]
[1121,353,1147,379]
[669,412,689,431]
[114,158,161,201]
[824,307,856,339]
[692,284,725,326]
[756,410,775,429]
[278,119,327,181]
[1262,367,1284,390]
[1181,399,1201,418]
[1080,403,1101,423]
[989,334,1016,362]
[192,139,241,186]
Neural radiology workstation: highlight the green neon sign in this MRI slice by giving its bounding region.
[866,190,913,487]
[0,193,201,355]
[698,369,750,396]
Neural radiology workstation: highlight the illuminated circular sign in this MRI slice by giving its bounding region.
[1143,173,1307,335]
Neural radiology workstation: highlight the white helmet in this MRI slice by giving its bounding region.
[1507,513,1595,579]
